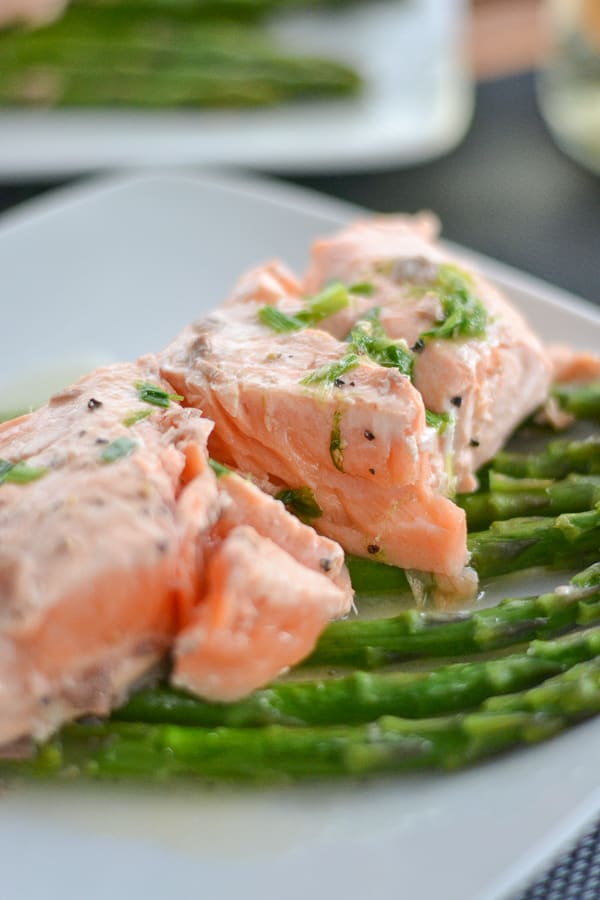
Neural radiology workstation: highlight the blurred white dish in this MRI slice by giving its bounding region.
[0,0,472,177]
[1,171,600,900]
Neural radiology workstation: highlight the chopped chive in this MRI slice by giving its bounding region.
[425,409,452,434]
[101,437,137,464]
[0,460,12,481]
[349,309,414,379]
[209,459,232,477]
[418,264,488,343]
[0,458,47,485]
[123,409,153,428]
[135,381,184,409]
[299,282,350,324]
[349,282,375,296]
[330,409,345,472]
[258,306,304,333]
[276,486,323,524]
[258,283,350,334]
[301,352,360,387]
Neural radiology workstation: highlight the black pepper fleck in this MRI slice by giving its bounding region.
[451,396,462,408]
[364,430,375,441]
[368,467,375,475]
[319,558,332,573]
[87,398,102,410]
[349,381,356,387]
[157,539,169,554]
[411,338,425,353]
[470,438,480,448]
[95,437,109,445]
[78,430,87,438]
[334,378,345,388]
[367,544,380,555]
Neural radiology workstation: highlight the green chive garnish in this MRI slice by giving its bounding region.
[276,486,323,524]
[349,282,375,296]
[257,307,304,333]
[301,353,360,387]
[123,409,153,428]
[425,409,452,434]
[101,437,137,464]
[350,308,414,378]
[135,381,183,409]
[0,458,47,485]
[209,459,232,477]
[329,410,344,472]
[258,282,350,334]
[417,264,488,343]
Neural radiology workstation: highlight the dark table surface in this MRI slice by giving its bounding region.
[1,71,599,899]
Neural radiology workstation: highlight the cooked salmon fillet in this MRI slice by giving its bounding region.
[0,359,354,741]
[159,264,469,579]
[304,217,553,492]
[0,360,219,746]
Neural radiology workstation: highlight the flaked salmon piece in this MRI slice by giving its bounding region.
[547,344,600,384]
[172,465,353,701]
[304,217,553,492]
[214,469,353,602]
[173,525,354,702]
[159,267,469,579]
[0,360,220,746]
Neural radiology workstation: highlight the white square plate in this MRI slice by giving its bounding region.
[1,171,600,900]
[0,0,472,177]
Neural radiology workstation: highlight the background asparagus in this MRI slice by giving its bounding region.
[0,7,361,108]
[67,0,360,15]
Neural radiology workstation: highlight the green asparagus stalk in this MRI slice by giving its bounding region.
[0,12,360,107]
[113,624,600,727]
[491,436,600,480]
[468,506,600,580]
[458,473,600,531]
[67,0,360,16]
[554,382,600,423]
[7,657,600,781]
[306,563,600,668]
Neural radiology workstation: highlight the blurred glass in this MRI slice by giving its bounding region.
[537,0,600,173]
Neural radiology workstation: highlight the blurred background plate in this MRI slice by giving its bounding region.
[0,0,472,178]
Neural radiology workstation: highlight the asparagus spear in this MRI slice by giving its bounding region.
[113,624,600,727]
[7,657,600,781]
[554,382,600,423]
[306,563,600,668]
[469,506,600,580]
[67,0,360,15]
[458,473,600,531]
[491,436,600,480]
[0,10,360,107]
